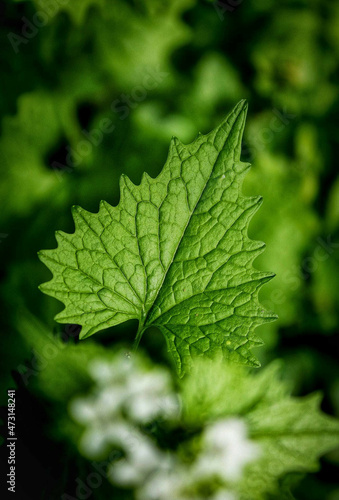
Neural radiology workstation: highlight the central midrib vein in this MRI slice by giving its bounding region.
[138,108,244,335]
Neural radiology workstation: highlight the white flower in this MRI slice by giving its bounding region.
[85,355,178,424]
[89,355,135,386]
[88,359,115,383]
[69,354,179,459]
[95,385,125,417]
[79,426,110,458]
[69,354,257,500]
[136,459,186,500]
[195,418,259,481]
[109,431,165,487]
[211,490,237,500]
[76,419,132,459]
[69,397,98,424]
[126,370,179,422]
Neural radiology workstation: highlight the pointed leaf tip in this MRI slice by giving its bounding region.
[38,103,275,375]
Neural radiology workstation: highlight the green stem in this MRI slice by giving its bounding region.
[133,325,145,352]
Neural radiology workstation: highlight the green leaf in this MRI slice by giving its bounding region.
[181,359,339,500]
[39,101,276,375]
[181,359,288,425]
[34,0,105,25]
[15,310,106,403]
[244,393,339,499]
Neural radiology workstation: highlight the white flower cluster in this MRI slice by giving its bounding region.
[69,353,259,500]
[196,419,259,482]
[136,418,259,500]
[69,353,179,458]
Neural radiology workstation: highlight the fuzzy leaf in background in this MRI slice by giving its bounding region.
[39,101,276,375]
[181,359,339,500]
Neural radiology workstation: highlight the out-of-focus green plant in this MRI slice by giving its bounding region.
[60,351,339,500]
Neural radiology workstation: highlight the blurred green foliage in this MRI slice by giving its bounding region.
[1,0,339,498]
[181,358,339,500]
